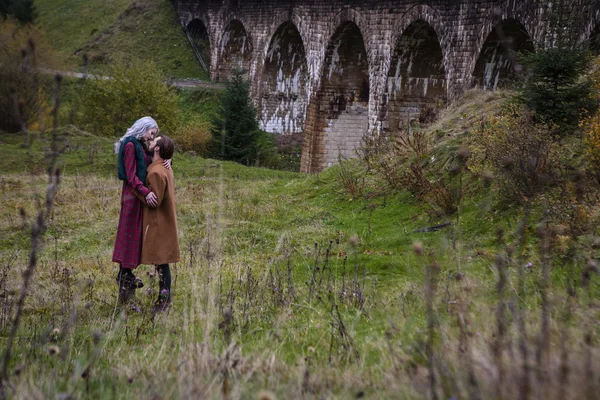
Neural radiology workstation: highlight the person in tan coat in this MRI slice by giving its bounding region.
[138,135,180,310]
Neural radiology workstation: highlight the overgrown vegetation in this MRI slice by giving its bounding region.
[77,59,180,138]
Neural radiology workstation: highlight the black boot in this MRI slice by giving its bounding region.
[155,264,171,311]
[116,267,144,305]
[116,267,144,289]
[116,268,135,304]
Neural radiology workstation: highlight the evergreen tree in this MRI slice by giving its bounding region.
[210,68,261,165]
[517,2,595,136]
[0,0,36,24]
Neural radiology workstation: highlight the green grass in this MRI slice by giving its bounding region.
[35,0,207,79]
[0,88,598,397]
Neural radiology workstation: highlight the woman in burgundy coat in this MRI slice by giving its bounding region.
[112,117,160,301]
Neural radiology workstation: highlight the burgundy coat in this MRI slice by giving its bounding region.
[112,142,151,268]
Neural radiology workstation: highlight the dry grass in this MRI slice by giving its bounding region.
[0,163,598,398]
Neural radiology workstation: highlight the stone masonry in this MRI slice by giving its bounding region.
[173,0,600,172]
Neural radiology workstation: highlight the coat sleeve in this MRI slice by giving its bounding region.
[147,169,167,207]
[124,142,151,197]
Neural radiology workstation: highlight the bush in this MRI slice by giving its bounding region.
[78,59,180,137]
[360,125,462,215]
[210,68,261,165]
[469,104,561,204]
[173,117,212,156]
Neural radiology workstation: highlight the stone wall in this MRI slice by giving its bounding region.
[174,0,600,172]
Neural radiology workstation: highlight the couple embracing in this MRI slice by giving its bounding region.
[111,117,180,311]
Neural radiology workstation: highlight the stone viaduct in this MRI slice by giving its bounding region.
[173,0,600,172]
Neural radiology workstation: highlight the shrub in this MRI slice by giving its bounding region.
[173,117,212,156]
[210,68,261,165]
[360,124,461,215]
[0,18,56,134]
[255,130,281,169]
[78,59,180,137]
[469,103,561,204]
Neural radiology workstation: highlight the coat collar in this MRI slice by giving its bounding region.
[150,157,164,166]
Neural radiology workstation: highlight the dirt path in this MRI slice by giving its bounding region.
[48,70,225,90]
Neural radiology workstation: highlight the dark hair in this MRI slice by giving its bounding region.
[157,135,174,160]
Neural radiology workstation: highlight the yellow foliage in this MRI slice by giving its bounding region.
[582,58,600,170]
[172,117,212,156]
[0,18,60,132]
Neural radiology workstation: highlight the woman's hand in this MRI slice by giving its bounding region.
[163,159,172,170]
[146,192,158,208]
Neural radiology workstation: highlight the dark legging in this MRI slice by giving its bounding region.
[156,264,171,302]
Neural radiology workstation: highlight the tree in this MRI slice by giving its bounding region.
[78,59,180,137]
[210,68,261,165]
[517,2,595,136]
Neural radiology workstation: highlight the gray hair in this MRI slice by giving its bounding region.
[113,116,159,153]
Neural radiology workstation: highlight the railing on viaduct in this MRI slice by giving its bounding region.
[174,0,600,172]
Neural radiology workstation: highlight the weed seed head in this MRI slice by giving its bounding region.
[48,345,60,356]
[482,170,494,184]
[92,330,102,344]
[536,223,547,238]
[457,146,470,162]
[349,235,360,248]
[257,390,275,400]
[413,242,423,256]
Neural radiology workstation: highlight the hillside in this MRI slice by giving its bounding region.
[34,0,207,79]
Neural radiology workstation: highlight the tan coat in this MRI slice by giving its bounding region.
[137,158,180,265]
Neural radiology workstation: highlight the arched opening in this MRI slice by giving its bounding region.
[590,24,600,55]
[260,21,308,136]
[385,20,446,133]
[217,20,252,82]
[186,19,211,71]
[318,21,369,168]
[473,19,534,90]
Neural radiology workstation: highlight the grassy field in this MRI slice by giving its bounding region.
[0,99,599,398]
[34,0,207,79]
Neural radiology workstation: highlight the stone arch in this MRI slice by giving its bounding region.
[392,5,450,79]
[259,21,309,137]
[186,19,211,69]
[312,20,370,169]
[384,19,447,133]
[472,19,535,90]
[261,11,310,62]
[216,19,253,82]
[321,8,372,74]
